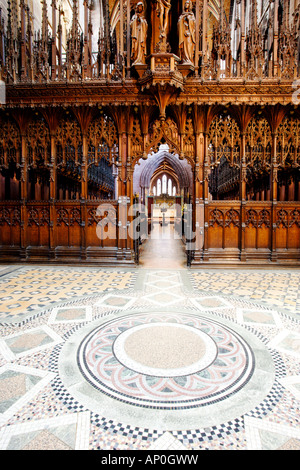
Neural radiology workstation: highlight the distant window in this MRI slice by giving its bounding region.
[157,179,161,196]
[162,174,167,194]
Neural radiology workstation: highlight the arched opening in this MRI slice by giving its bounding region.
[132,144,193,268]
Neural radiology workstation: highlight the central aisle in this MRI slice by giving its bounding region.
[139,223,186,268]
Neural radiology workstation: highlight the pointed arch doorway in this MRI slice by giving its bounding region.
[133,145,193,268]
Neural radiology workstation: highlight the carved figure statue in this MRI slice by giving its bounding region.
[156,0,171,38]
[178,0,196,64]
[130,2,148,65]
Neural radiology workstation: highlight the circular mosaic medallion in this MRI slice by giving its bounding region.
[113,322,217,377]
[77,312,255,409]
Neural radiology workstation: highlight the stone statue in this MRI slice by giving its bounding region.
[178,0,196,65]
[130,2,148,65]
[156,0,171,39]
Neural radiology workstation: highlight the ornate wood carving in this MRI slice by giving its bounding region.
[208,113,240,168]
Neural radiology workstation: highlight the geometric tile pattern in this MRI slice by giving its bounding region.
[48,306,93,324]
[244,416,300,450]
[268,330,300,359]
[94,294,136,310]
[0,263,299,450]
[149,431,188,450]
[76,312,254,409]
[0,364,56,426]
[143,271,185,306]
[236,307,283,328]
[0,326,62,361]
[190,296,233,311]
[0,267,137,324]
[278,375,300,401]
[0,411,90,450]
[189,270,300,315]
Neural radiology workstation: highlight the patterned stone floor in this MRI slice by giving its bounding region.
[0,259,299,451]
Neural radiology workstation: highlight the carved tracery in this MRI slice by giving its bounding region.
[208,114,240,168]
[245,116,272,176]
[277,117,300,168]
[146,117,180,155]
[87,115,119,166]
[26,118,51,168]
[0,118,21,169]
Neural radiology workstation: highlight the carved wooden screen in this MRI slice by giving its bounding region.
[276,116,300,169]
[26,117,51,169]
[183,117,196,161]
[26,117,51,201]
[131,118,143,160]
[146,118,180,155]
[207,113,240,169]
[87,114,118,198]
[207,113,240,199]
[55,115,83,199]
[87,115,118,166]
[0,117,21,170]
[245,115,272,186]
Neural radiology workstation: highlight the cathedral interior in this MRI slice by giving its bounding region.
[0,0,299,453]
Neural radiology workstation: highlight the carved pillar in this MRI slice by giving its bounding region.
[126,129,134,255]
[20,0,26,80]
[240,132,247,261]
[273,0,279,77]
[117,131,128,258]
[240,0,245,76]
[203,131,210,261]
[49,131,56,256]
[195,0,200,74]
[271,132,278,261]
[83,0,89,79]
[81,132,88,258]
[51,0,57,80]
[202,0,208,71]
[193,130,205,262]
[49,133,57,201]
[192,104,206,263]
[20,131,27,254]
[126,0,130,77]
[81,134,88,200]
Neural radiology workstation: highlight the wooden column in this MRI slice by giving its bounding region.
[192,105,206,263]
[271,132,278,261]
[51,0,57,80]
[120,0,124,57]
[20,0,26,80]
[117,131,128,258]
[49,132,56,257]
[203,131,210,261]
[126,128,134,256]
[81,134,88,200]
[195,0,200,75]
[126,0,131,77]
[240,132,247,261]
[49,133,57,201]
[83,0,89,79]
[202,0,208,76]
[273,0,279,77]
[81,132,88,259]
[20,132,27,256]
[240,0,245,77]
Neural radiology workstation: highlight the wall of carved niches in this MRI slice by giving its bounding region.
[207,111,300,202]
[0,106,299,264]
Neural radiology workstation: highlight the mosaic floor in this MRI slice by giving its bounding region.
[0,261,299,450]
